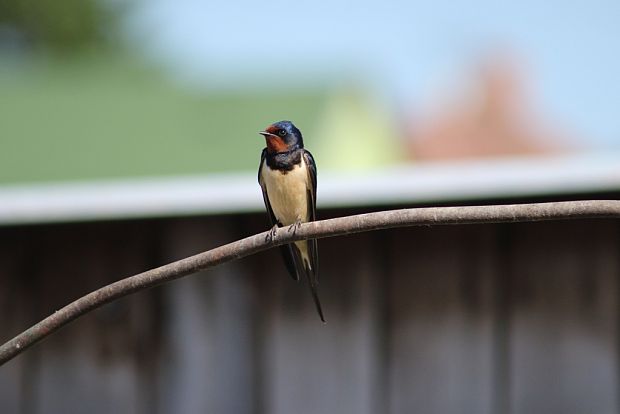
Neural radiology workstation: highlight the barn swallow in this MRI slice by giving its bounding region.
[258,120,325,322]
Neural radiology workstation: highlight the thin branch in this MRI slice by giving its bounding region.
[1,200,619,365]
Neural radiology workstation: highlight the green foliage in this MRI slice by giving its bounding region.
[0,0,118,52]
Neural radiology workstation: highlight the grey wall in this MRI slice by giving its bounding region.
[0,208,619,414]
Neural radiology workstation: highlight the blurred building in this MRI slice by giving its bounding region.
[406,54,577,160]
[313,90,403,170]
[1,154,620,414]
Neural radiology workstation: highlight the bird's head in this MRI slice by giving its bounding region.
[259,120,304,154]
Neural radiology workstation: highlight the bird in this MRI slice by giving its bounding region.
[258,120,325,322]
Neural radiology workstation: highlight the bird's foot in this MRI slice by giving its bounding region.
[265,224,278,243]
[287,219,302,235]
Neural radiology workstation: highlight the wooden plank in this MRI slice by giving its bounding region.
[26,223,157,414]
[508,220,619,413]
[0,228,28,413]
[387,225,495,414]
[157,218,256,414]
[257,229,384,414]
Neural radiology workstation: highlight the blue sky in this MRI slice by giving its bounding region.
[126,0,620,148]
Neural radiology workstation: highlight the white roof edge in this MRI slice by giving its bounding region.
[0,152,618,226]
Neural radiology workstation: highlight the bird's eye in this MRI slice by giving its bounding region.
[278,129,287,137]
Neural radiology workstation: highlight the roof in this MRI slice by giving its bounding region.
[0,152,618,226]
[0,54,325,184]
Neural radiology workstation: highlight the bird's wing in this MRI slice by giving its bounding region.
[302,149,324,322]
[258,149,301,281]
[303,149,319,280]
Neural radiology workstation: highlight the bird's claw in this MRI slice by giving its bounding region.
[265,225,279,243]
[287,219,302,235]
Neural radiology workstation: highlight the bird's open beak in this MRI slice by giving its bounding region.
[259,131,277,138]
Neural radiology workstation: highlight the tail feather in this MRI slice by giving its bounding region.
[280,244,301,281]
[289,242,325,322]
[303,259,326,323]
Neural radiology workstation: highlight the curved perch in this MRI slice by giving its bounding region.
[1,200,619,365]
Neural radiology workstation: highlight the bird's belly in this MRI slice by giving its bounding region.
[262,161,309,226]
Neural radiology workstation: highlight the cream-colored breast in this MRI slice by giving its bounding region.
[261,157,310,226]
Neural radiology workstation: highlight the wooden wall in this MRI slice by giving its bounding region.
[0,209,619,414]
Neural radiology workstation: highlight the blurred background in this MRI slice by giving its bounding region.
[1,0,620,413]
